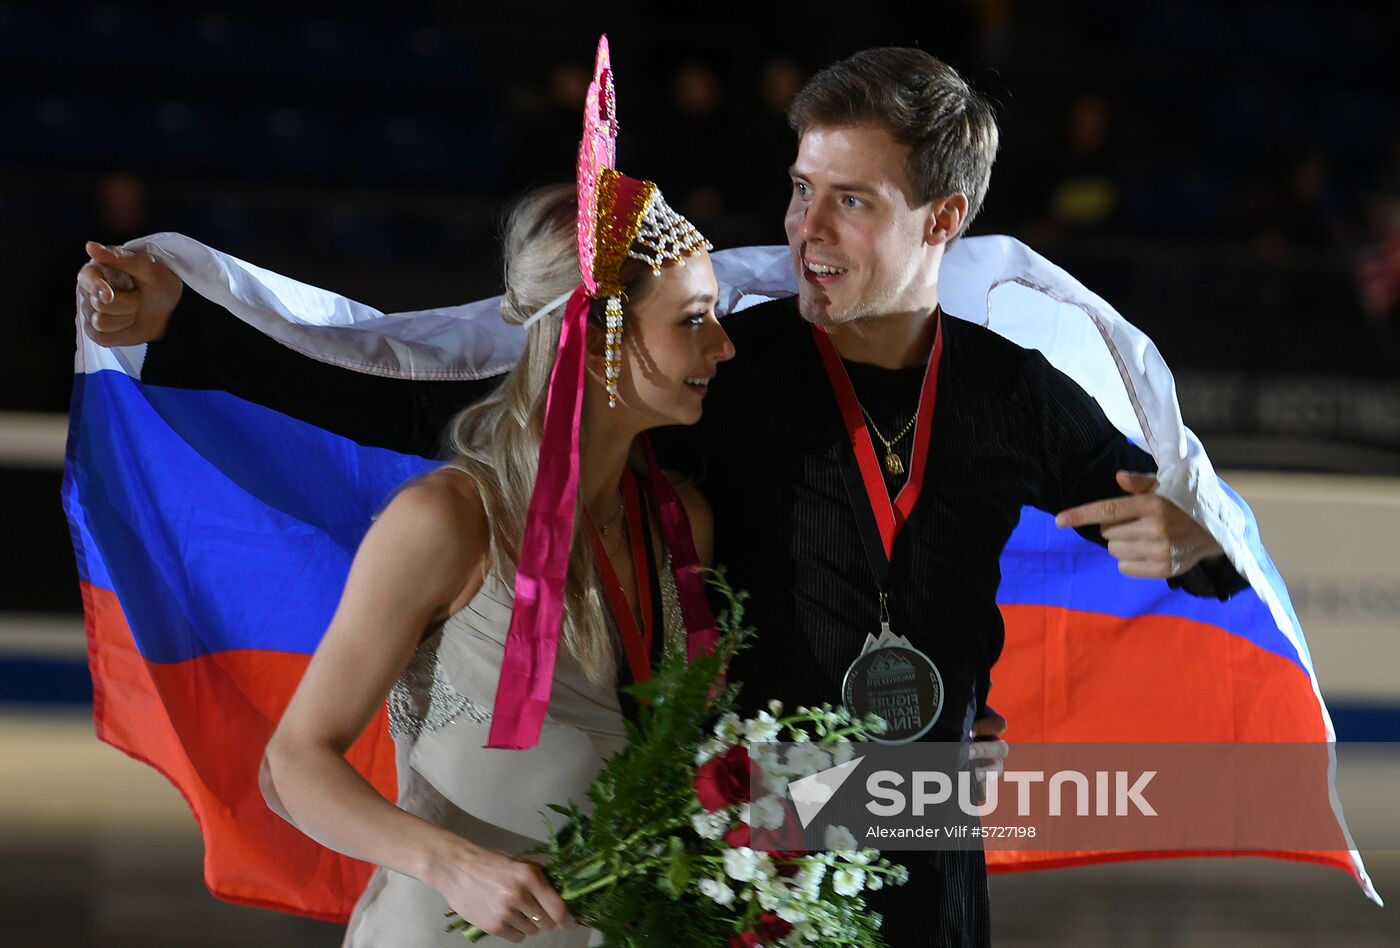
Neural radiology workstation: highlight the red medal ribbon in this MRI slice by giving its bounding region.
[587,468,656,686]
[809,312,944,560]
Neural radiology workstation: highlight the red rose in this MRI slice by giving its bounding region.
[770,851,804,878]
[729,913,795,947]
[726,824,803,876]
[694,745,754,811]
[747,798,808,854]
[756,913,795,940]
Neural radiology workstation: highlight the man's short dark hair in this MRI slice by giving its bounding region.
[788,48,999,239]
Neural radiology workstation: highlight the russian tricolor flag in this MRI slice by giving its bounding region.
[63,233,1379,919]
[64,331,431,918]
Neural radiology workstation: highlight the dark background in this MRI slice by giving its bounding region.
[0,8,1395,943]
[2,0,1397,618]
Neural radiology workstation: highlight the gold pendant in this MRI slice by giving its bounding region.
[884,450,905,476]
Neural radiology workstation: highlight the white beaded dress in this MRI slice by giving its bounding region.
[342,538,687,947]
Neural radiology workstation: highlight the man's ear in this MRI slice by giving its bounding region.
[927,193,969,246]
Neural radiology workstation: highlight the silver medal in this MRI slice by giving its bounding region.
[841,622,944,744]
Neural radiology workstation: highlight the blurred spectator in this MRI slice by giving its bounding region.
[504,61,590,188]
[656,61,734,239]
[1225,146,1344,257]
[970,0,1014,69]
[94,173,147,239]
[1356,132,1400,323]
[5,172,151,413]
[1356,197,1400,323]
[1023,94,1120,242]
[736,56,805,235]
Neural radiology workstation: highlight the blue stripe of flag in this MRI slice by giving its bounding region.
[65,370,435,662]
[997,506,1307,675]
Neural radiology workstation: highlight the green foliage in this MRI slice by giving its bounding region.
[526,571,753,946]
[451,571,898,946]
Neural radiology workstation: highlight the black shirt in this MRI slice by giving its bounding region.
[667,297,1207,739]
[657,297,1249,947]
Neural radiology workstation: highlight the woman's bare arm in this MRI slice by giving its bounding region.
[261,471,571,941]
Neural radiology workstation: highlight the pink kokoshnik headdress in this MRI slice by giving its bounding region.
[486,35,718,749]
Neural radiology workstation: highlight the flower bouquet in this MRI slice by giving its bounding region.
[447,575,906,945]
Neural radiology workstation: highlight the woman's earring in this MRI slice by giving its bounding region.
[604,295,623,408]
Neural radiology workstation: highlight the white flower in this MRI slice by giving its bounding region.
[832,867,866,897]
[761,750,797,779]
[690,809,730,840]
[789,726,811,743]
[794,861,827,898]
[777,903,808,924]
[723,846,761,883]
[694,737,728,765]
[749,742,781,773]
[866,872,885,891]
[767,698,785,716]
[892,864,911,885]
[824,824,859,853]
[744,711,782,744]
[829,740,855,765]
[697,877,735,906]
[748,794,787,830]
[751,864,785,911]
[785,743,832,777]
[762,766,790,797]
[713,711,743,743]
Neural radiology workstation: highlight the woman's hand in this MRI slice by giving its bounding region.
[428,839,574,943]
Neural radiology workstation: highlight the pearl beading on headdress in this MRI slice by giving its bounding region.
[628,189,713,275]
[600,185,709,408]
[604,295,624,407]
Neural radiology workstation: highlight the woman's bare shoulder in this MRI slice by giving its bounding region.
[369,468,491,590]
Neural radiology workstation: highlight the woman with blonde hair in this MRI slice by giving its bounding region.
[258,40,733,945]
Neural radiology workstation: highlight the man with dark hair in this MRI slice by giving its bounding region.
[76,46,1243,948]
[787,47,1000,241]
[683,47,1243,945]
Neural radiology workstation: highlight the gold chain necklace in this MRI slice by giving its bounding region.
[859,404,918,476]
[595,500,624,532]
[599,516,629,555]
[592,499,626,548]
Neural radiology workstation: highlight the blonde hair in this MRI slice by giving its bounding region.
[445,184,662,685]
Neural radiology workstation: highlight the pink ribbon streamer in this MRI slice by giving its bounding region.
[488,288,722,749]
[487,287,591,749]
